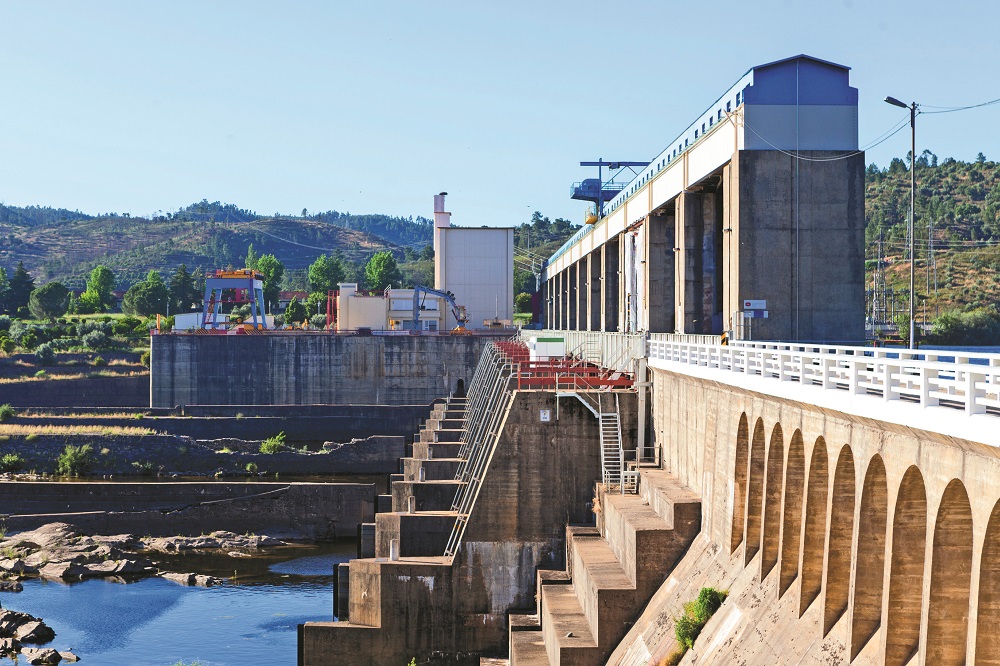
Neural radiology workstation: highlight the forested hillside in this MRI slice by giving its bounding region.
[865,153,1000,319]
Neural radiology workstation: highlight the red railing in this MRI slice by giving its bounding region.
[493,341,634,391]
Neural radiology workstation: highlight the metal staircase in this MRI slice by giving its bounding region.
[444,342,517,558]
[598,394,624,489]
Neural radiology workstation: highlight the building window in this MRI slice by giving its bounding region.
[736,92,741,105]
[726,101,731,112]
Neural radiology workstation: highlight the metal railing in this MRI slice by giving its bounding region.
[445,343,518,558]
[648,339,1000,418]
[524,329,646,372]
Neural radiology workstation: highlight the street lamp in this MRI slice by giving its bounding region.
[885,95,918,349]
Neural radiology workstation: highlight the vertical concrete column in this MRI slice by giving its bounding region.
[558,270,566,329]
[589,251,601,331]
[721,161,739,336]
[604,236,620,332]
[675,192,704,333]
[567,264,578,330]
[645,212,675,333]
[576,259,587,331]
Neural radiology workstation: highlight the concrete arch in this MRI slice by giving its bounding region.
[761,423,785,580]
[823,445,855,636]
[885,466,927,666]
[731,413,750,553]
[926,479,972,665]
[850,454,888,661]
[977,499,1000,665]
[799,437,829,617]
[779,429,805,596]
[744,418,766,565]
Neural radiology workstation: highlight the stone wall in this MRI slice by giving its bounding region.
[0,481,374,539]
[151,333,500,407]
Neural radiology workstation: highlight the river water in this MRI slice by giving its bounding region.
[2,540,356,666]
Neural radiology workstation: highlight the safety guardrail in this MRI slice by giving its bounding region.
[648,339,1000,417]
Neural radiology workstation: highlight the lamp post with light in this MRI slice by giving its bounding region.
[884,95,918,349]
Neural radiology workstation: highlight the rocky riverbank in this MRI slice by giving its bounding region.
[0,522,294,663]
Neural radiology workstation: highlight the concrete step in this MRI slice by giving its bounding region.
[418,428,464,443]
[481,658,512,666]
[539,583,600,666]
[375,510,456,558]
[535,569,571,612]
[391,479,463,512]
[509,630,550,666]
[601,491,697,601]
[411,441,464,460]
[568,534,634,651]
[402,457,462,481]
[638,468,702,530]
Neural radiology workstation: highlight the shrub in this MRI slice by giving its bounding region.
[34,370,47,378]
[77,319,112,337]
[24,434,38,442]
[92,355,107,367]
[0,454,24,473]
[19,330,38,349]
[260,432,286,454]
[57,444,93,476]
[140,350,151,368]
[113,316,142,336]
[131,460,155,476]
[82,331,107,349]
[34,342,55,366]
[245,462,258,475]
[0,405,15,422]
[0,339,14,354]
[309,314,327,330]
[674,587,728,650]
[0,316,10,332]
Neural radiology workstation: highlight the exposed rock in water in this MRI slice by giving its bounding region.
[20,647,61,664]
[59,651,80,662]
[159,572,221,587]
[0,580,23,592]
[142,530,284,553]
[16,620,56,644]
[0,636,21,654]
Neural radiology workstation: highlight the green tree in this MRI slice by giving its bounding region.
[285,296,306,324]
[0,267,9,314]
[308,254,345,295]
[256,254,284,312]
[122,270,169,316]
[28,282,70,322]
[80,265,116,313]
[8,262,35,313]
[246,244,259,271]
[514,292,532,314]
[364,251,402,291]
[419,245,434,261]
[169,264,201,313]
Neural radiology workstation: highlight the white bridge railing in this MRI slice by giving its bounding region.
[647,339,1000,417]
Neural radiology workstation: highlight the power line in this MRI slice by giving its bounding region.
[920,96,1000,114]
[740,113,911,162]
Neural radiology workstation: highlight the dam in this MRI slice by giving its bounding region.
[294,54,1000,663]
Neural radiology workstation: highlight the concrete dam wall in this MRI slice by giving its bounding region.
[610,367,1000,665]
[150,334,499,407]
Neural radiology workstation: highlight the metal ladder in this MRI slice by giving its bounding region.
[598,393,624,488]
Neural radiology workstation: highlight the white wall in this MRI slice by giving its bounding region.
[436,226,514,329]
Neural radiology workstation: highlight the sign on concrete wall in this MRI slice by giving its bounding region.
[742,299,767,309]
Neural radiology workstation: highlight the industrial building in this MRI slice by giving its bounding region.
[544,54,866,343]
[433,192,515,329]
[331,283,447,332]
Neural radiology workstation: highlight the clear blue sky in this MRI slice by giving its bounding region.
[1,0,998,227]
